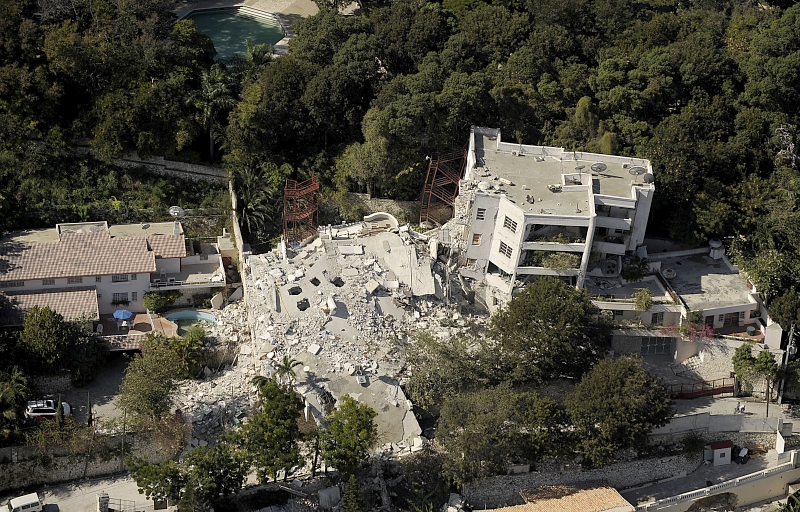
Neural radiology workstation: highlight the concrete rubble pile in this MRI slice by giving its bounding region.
[240,219,484,454]
[174,300,260,447]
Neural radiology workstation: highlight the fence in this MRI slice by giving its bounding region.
[636,451,799,510]
[668,378,735,399]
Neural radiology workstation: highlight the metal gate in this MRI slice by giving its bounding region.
[640,336,671,355]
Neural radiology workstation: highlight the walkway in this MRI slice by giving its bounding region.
[621,449,776,506]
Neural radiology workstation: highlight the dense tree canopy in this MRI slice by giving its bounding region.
[4,0,800,311]
[566,356,673,467]
[490,276,611,382]
[437,385,565,487]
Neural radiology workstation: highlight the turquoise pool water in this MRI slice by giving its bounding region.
[185,8,285,61]
[166,310,217,336]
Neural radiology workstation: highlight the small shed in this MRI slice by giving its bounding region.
[710,440,734,466]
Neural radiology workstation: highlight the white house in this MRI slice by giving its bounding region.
[0,221,225,326]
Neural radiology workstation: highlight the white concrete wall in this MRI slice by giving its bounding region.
[630,186,654,249]
[96,273,150,314]
[464,193,500,273]
[489,198,526,275]
[153,257,180,274]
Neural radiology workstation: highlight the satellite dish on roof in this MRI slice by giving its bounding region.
[643,173,655,184]
[591,162,607,173]
[629,166,646,176]
[477,181,491,191]
[169,206,186,218]
[141,223,150,230]
[575,164,586,171]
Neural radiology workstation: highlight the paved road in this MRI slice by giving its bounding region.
[673,395,800,432]
[1,475,156,512]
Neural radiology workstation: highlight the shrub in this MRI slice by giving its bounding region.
[143,291,182,312]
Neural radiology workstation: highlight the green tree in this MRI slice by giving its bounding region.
[234,377,304,482]
[274,355,302,389]
[128,457,186,504]
[489,276,611,382]
[18,306,80,373]
[184,444,248,509]
[769,288,800,331]
[118,334,183,418]
[566,355,673,467]
[438,385,564,487]
[732,343,757,392]
[129,443,247,511]
[405,331,500,410]
[170,327,205,379]
[341,474,363,512]
[320,396,377,477]
[634,288,654,324]
[186,64,235,161]
[755,349,779,415]
[0,366,29,443]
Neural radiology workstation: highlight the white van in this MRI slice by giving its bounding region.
[6,493,43,512]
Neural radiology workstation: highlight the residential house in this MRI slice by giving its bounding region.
[0,221,225,327]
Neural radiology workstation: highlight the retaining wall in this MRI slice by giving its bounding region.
[32,374,73,394]
[111,153,225,183]
[465,455,701,509]
[347,193,419,224]
[0,434,164,493]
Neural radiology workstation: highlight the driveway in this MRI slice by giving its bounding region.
[57,352,131,424]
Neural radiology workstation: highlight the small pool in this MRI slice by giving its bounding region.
[166,310,217,336]
[184,7,285,61]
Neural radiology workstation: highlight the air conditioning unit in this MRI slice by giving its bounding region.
[511,150,519,156]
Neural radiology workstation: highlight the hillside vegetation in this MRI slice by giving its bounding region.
[2,0,800,308]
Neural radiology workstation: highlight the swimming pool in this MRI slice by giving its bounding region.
[166,310,217,336]
[184,7,285,61]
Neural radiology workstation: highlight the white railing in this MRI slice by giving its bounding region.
[636,457,797,510]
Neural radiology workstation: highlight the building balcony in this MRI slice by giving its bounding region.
[150,262,225,290]
[516,266,580,276]
[521,241,585,252]
[594,216,632,231]
[593,240,627,255]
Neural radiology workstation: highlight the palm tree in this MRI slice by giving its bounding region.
[186,64,236,161]
[0,366,29,441]
[275,355,302,389]
[234,166,281,239]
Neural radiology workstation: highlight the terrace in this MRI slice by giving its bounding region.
[96,312,178,350]
[150,262,225,289]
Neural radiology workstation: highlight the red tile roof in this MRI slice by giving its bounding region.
[0,231,156,282]
[0,287,99,326]
[147,235,187,259]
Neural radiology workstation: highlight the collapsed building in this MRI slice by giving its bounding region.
[242,214,478,454]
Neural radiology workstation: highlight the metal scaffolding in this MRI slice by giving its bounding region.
[419,149,467,226]
[283,174,319,245]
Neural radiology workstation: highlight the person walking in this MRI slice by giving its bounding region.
[735,401,740,414]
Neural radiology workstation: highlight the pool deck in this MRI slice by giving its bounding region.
[174,0,318,54]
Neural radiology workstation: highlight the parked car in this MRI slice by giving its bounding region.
[24,400,72,420]
[7,492,43,512]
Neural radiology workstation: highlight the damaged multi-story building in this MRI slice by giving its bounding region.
[444,126,654,308]
[440,126,782,349]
